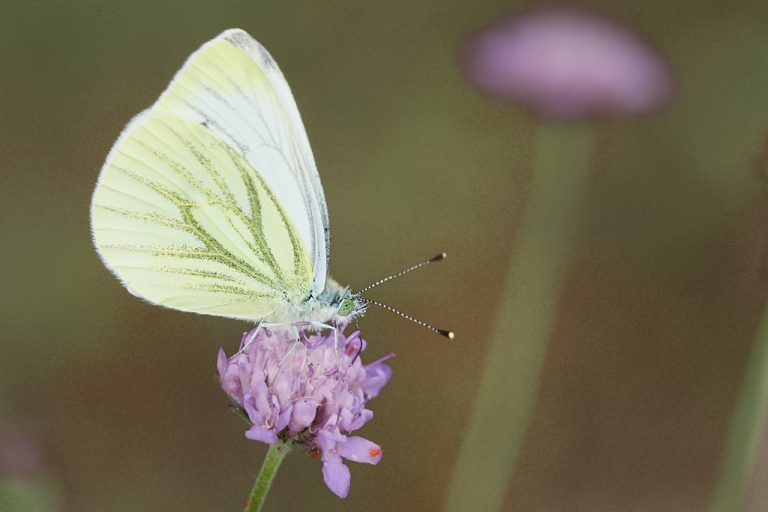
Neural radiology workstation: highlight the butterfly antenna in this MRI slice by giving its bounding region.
[359,252,447,293]
[361,297,454,339]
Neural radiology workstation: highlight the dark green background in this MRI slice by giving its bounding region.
[2,1,768,510]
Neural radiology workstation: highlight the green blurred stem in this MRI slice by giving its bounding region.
[445,124,594,512]
[708,308,768,511]
[245,440,292,512]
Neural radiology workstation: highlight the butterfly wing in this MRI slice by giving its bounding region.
[91,29,326,320]
[154,28,329,295]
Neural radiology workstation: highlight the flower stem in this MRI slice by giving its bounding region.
[708,308,768,511]
[445,124,594,512]
[245,441,292,512]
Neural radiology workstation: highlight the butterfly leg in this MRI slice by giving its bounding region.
[309,321,343,370]
[309,322,336,336]
[238,322,283,354]
[269,325,303,385]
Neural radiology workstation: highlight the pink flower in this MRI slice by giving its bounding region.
[218,327,392,498]
[461,6,674,119]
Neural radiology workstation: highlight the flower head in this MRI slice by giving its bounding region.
[460,6,674,119]
[218,327,393,498]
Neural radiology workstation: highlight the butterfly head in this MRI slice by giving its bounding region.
[332,292,367,324]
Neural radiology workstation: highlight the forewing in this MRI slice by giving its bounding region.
[91,113,313,320]
[153,28,330,295]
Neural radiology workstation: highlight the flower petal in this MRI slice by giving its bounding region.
[347,408,374,431]
[322,453,351,498]
[363,360,392,399]
[288,400,318,436]
[216,347,228,377]
[275,403,293,432]
[272,373,292,407]
[245,426,278,445]
[242,394,264,426]
[316,429,340,453]
[337,436,382,465]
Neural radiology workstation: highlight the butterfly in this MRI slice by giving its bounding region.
[90,29,452,338]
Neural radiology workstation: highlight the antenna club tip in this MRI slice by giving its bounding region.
[432,252,447,262]
[438,329,455,340]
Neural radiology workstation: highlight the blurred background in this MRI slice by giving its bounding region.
[2,1,768,511]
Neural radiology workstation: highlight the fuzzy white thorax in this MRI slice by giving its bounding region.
[263,277,366,326]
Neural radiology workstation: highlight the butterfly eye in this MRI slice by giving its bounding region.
[337,298,355,316]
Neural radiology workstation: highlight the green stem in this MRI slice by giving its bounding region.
[708,308,768,511]
[444,124,594,512]
[245,441,293,512]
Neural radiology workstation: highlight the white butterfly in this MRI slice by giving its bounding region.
[91,29,452,338]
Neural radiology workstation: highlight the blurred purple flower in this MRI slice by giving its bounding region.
[218,327,392,498]
[0,423,47,478]
[461,6,674,119]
